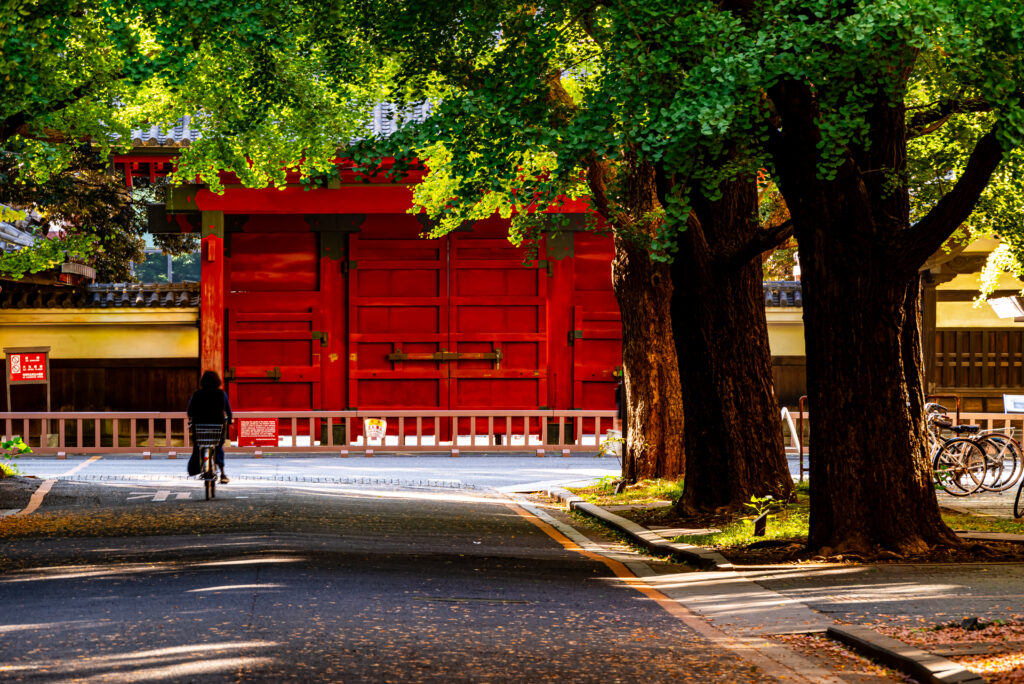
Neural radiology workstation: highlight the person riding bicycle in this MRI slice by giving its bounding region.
[187,370,233,483]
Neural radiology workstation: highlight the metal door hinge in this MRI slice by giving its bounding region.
[568,330,583,344]
[535,260,554,277]
[265,367,281,381]
[312,331,328,347]
[343,260,357,273]
[224,367,236,380]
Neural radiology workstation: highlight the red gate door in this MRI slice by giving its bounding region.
[227,309,324,410]
[347,215,449,411]
[226,230,324,412]
[571,306,622,409]
[449,219,548,412]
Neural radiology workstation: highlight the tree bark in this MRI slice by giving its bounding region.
[612,235,686,481]
[797,219,955,553]
[769,79,961,553]
[672,179,793,511]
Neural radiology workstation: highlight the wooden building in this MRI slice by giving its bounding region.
[112,129,623,422]
[0,282,198,411]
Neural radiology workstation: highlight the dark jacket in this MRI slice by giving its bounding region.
[187,389,232,473]
[187,388,233,424]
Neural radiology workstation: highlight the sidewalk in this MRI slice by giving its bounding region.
[543,487,1019,683]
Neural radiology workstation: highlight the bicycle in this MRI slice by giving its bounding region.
[926,404,987,496]
[927,403,1023,494]
[192,422,227,501]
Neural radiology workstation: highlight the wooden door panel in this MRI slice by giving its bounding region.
[572,307,622,410]
[347,216,448,411]
[229,232,319,292]
[449,225,547,411]
[225,231,324,411]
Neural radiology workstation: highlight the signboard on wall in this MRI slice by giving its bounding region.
[237,418,279,447]
[4,346,51,412]
[7,351,48,383]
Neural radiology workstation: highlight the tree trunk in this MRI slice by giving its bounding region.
[767,79,960,554]
[612,235,685,482]
[672,179,792,511]
[797,220,956,554]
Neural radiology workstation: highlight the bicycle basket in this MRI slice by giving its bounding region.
[193,423,225,448]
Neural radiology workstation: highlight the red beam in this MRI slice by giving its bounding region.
[194,186,417,214]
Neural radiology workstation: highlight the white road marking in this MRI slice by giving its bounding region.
[175,492,191,500]
[126,490,174,502]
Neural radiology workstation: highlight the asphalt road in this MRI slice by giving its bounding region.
[0,462,776,683]
[13,454,622,493]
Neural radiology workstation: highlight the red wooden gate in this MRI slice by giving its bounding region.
[571,233,622,415]
[347,215,448,411]
[347,216,551,438]
[226,230,324,412]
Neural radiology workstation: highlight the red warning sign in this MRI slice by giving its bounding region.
[7,351,47,384]
[237,418,279,447]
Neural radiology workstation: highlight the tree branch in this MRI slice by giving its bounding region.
[0,83,99,144]
[896,128,1004,270]
[907,98,992,139]
[721,219,795,271]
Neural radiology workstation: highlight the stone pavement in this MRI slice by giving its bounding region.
[937,487,1022,519]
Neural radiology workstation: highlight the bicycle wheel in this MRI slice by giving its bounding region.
[203,447,214,501]
[979,434,1022,491]
[1015,478,1024,518]
[933,438,986,496]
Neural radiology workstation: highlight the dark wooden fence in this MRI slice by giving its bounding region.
[1,359,198,412]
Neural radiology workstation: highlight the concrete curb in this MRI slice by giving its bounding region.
[545,487,733,571]
[957,530,1024,544]
[828,625,986,684]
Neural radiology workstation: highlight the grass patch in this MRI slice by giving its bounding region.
[667,494,1024,550]
[683,492,809,547]
[568,477,683,506]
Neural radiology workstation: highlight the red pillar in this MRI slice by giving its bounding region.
[200,211,225,376]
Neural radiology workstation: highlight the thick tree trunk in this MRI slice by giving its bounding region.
[767,78,961,555]
[612,235,685,482]
[672,180,792,511]
[798,222,956,554]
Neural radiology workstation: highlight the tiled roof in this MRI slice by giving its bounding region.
[0,282,199,309]
[126,115,199,148]
[0,222,36,252]
[3,280,796,309]
[763,281,802,307]
[125,103,435,148]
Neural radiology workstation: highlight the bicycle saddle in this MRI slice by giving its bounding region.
[951,424,981,434]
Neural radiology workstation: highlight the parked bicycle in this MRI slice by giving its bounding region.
[191,422,228,500]
[926,403,1023,496]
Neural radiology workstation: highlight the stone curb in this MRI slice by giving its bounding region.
[957,530,1024,544]
[828,625,986,684]
[544,487,733,571]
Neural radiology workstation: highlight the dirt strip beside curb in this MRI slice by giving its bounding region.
[544,487,733,570]
[828,625,986,683]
